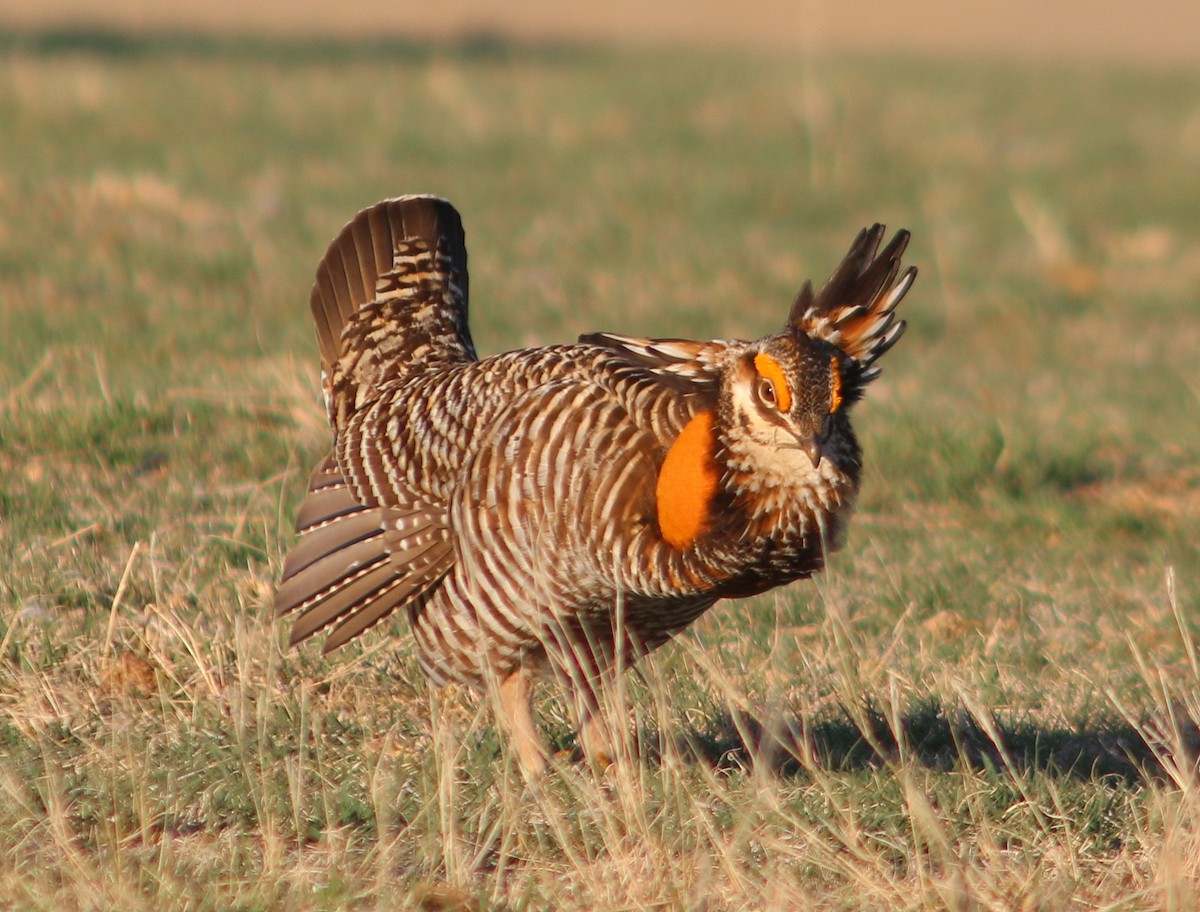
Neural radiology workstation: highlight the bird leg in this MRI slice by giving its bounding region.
[497,666,549,778]
[577,701,616,771]
[566,622,626,771]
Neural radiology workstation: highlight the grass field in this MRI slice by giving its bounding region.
[2,31,1200,910]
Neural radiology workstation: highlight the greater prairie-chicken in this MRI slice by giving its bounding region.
[275,196,916,775]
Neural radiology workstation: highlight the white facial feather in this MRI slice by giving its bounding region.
[726,380,822,488]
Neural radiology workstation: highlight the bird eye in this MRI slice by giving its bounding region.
[757,377,777,408]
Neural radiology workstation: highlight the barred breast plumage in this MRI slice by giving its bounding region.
[275,195,916,775]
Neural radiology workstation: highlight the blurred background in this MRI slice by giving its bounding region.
[2,0,1199,64]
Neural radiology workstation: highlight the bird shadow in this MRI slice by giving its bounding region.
[641,699,1200,784]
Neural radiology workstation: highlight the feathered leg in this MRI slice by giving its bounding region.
[497,667,550,778]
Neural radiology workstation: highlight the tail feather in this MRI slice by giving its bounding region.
[312,195,476,428]
[788,225,915,392]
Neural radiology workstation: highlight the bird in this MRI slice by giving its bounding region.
[274,195,916,776]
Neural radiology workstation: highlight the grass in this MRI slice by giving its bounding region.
[2,29,1200,910]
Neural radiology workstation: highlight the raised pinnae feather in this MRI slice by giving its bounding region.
[788,225,916,373]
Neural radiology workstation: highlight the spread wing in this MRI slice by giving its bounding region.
[276,196,475,651]
[275,453,454,653]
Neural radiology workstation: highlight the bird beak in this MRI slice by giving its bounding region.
[800,434,822,467]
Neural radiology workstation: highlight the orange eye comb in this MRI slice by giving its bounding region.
[829,356,843,413]
[752,353,792,412]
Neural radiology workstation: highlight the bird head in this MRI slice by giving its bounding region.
[717,223,915,481]
[723,335,849,472]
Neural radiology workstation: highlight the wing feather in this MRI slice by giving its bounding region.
[275,453,454,652]
[578,332,732,391]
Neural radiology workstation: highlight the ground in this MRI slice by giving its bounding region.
[1,13,1199,912]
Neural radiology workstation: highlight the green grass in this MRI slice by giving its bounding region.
[3,30,1200,910]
